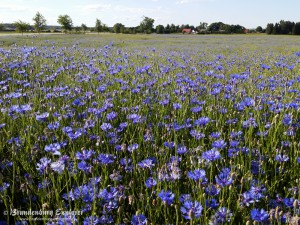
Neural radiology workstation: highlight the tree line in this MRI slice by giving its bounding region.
[2,12,300,35]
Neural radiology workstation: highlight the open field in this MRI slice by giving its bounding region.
[0,33,300,224]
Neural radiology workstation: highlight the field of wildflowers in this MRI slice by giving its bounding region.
[0,34,300,224]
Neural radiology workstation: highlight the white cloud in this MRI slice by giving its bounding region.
[82,4,112,12]
[0,4,29,12]
[176,0,213,4]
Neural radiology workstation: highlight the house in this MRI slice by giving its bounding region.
[182,28,192,34]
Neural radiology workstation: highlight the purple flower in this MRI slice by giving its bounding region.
[98,154,116,165]
[101,123,113,131]
[212,139,227,149]
[202,149,221,162]
[251,208,269,222]
[138,158,155,169]
[215,168,232,187]
[177,145,188,154]
[187,169,206,182]
[173,103,182,110]
[190,130,205,140]
[211,207,233,224]
[181,200,203,220]
[76,149,95,160]
[205,198,219,209]
[127,143,139,152]
[50,160,65,174]
[158,189,175,205]
[194,117,210,126]
[36,112,49,122]
[282,114,292,126]
[205,185,220,196]
[275,154,289,162]
[131,214,147,225]
[36,157,51,174]
[44,143,61,155]
[145,177,157,188]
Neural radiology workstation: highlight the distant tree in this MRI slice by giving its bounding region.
[256,26,263,33]
[292,22,300,35]
[266,23,274,34]
[113,23,125,33]
[81,23,88,32]
[32,12,46,33]
[165,24,170,34]
[156,25,165,34]
[14,20,29,35]
[57,15,73,31]
[74,26,81,32]
[0,23,4,31]
[170,24,176,33]
[197,22,208,31]
[279,20,294,34]
[139,16,155,34]
[208,22,225,33]
[272,23,281,34]
[95,19,103,34]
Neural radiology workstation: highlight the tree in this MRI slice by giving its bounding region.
[81,23,88,33]
[113,23,125,33]
[256,26,263,33]
[197,22,208,30]
[0,23,4,31]
[95,19,103,33]
[32,12,46,33]
[156,25,165,34]
[292,22,300,35]
[139,16,155,34]
[266,23,274,34]
[14,20,29,35]
[57,15,73,32]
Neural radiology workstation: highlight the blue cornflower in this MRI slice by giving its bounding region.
[98,154,116,165]
[243,97,255,107]
[36,112,49,122]
[158,189,175,205]
[181,200,203,220]
[202,149,221,162]
[83,216,100,225]
[36,157,51,174]
[106,111,117,121]
[205,185,220,196]
[145,177,157,188]
[211,207,233,224]
[282,114,292,126]
[215,168,232,187]
[138,158,155,169]
[44,143,61,155]
[205,198,219,209]
[131,214,147,225]
[50,159,65,174]
[275,154,289,162]
[77,161,92,173]
[76,149,95,160]
[297,157,300,164]
[173,103,182,110]
[190,130,205,140]
[190,106,202,113]
[283,197,294,208]
[212,139,227,149]
[177,145,188,154]
[179,194,192,203]
[251,208,269,222]
[210,132,221,139]
[194,117,210,126]
[47,121,60,130]
[240,192,255,207]
[187,169,206,182]
[164,141,175,149]
[100,123,113,131]
[127,143,139,152]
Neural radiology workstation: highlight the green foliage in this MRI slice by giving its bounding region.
[113,23,125,33]
[156,25,165,34]
[32,12,46,33]
[292,22,300,35]
[95,19,103,33]
[14,20,30,35]
[256,26,263,33]
[57,14,73,31]
[266,23,274,34]
[81,24,88,32]
[139,16,155,34]
[0,23,4,31]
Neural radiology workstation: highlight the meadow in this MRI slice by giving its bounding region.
[0,33,300,224]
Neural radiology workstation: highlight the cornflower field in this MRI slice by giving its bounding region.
[0,34,300,224]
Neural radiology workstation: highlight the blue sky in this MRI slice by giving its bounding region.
[0,0,299,28]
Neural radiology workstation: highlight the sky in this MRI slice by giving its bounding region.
[0,0,299,29]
